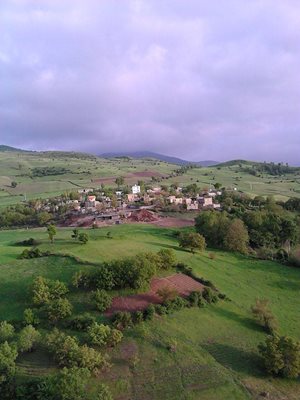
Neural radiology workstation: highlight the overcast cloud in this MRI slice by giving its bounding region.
[1,0,300,163]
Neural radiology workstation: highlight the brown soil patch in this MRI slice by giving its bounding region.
[105,273,204,315]
[128,209,158,222]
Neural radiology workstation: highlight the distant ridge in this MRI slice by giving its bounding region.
[100,151,218,167]
[0,145,28,152]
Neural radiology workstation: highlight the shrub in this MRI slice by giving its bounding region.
[178,232,206,253]
[156,286,178,302]
[164,296,187,313]
[0,322,15,343]
[88,323,111,347]
[202,287,218,304]
[72,271,90,289]
[251,298,278,333]
[0,341,18,385]
[93,265,114,290]
[154,304,168,315]
[112,312,132,330]
[32,276,68,306]
[143,305,155,321]
[18,325,41,352]
[16,238,40,247]
[133,311,144,324]
[48,367,91,400]
[258,334,300,378]
[107,328,123,347]
[156,249,176,270]
[78,232,89,244]
[20,247,43,259]
[188,291,206,308]
[68,313,96,331]
[92,289,112,312]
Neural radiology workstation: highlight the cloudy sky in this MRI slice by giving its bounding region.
[1,1,300,163]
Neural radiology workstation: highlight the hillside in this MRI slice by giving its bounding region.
[0,150,300,208]
[100,151,218,166]
[0,224,299,399]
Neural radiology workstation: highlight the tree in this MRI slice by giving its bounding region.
[0,341,18,385]
[49,367,91,400]
[178,232,206,253]
[258,334,300,378]
[0,322,14,343]
[46,298,73,323]
[115,176,124,187]
[88,323,111,347]
[78,232,89,244]
[251,298,278,333]
[32,276,68,306]
[11,181,17,188]
[92,289,112,312]
[37,211,51,226]
[214,182,222,190]
[47,224,56,243]
[156,248,176,270]
[18,325,41,352]
[157,286,178,302]
[224,219,249,254]
[23,308,39,326]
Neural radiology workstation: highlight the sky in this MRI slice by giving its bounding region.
[1,0,300,164]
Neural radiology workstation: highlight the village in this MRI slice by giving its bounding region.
[47,183,223,227]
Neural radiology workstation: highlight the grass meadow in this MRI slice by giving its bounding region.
[0,224,299,399]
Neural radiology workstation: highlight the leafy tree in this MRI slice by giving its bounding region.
[202,287,218,304]
[115,176,124,187]
[37,211,51,226]
[49,367,91,400]
[156,248,176,270]
[46,298,73,323]
[18,325,41,352]
[32,276,68,306]
[47,224,56,243]
[224,219,249,254]
[258,334,300,378]
[91,384,113,400]
[0,341,18,385]
[92,289,112,312]
[251,298,278,333]
[68,313,96,331]
[0,322,14,343]
[195,211,229,247]
[88,323,111,347]
[11,181,17,188]
[112,312,132,330]
[179,232,206,253]
[78,232,89,244]
[23,308,39,326]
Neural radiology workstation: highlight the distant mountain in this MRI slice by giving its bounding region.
[100,151,218,167]
[0,145,28,152]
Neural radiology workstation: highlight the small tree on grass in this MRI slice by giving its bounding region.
[157,286,178,302]
[156,249,176,270]
[18,325,41,352]
[11,181,17,188]
[92,290,112,312]
[0,341,18,385]
[47,224,56,243]
[23,308,39,326]
[78,232,89,244]
[49,367,91,400]
[179,232,206,253]
[251,298,278,333]
[88,323,111,347]
[258,334,300,378]
[0,322,14,343]
[224,219,249,254]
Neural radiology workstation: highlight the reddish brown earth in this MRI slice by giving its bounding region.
[105,273,204,315]
[128,209,158,222]
[151,217,195,228]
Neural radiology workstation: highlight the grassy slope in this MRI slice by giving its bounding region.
[1,152,300,208]
[0,224,299,399]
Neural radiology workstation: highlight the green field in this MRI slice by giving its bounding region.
[0,224,299,399]
[0,150,300,208]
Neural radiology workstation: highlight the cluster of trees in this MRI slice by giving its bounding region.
[195,209,299,255]
[0,204,53,228]
[73,249,177,292]
[240,161,298,176]
[71,229,89,244]
[30,166,71,177]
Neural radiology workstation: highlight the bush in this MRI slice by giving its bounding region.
[78,232,89,244]
[32,276,68,306]
[68,313,96,331]
[133,311,144,324]
[20,247,43,259]
[112,312,132,330]
[154,304,168,315]
[0,322,15,343]
[15,238,40,247]
[143,305,155,321]
[72,271,90,289]
[188,291,206,308]
[0,341,18,385]
[251,298,278,333]
[164,296,187,313]
[258,334,300,378]
[88,323,111,347]
[202,287,218,304]
[18,325,40,352]
[178,232,206,253]
[156,249,176,270]
[92,289,112,313]
[156,286,178,302]
[23,308,39,326]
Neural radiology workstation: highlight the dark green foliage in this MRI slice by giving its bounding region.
[156,248,176,269]
[251,298,278,333]
[178,232,206,253]
[68,313,96,331]
[71,229,79,239]
[31,166,71,177]
[164,296,188,312]
[112,312,132,330]
[78,233,89,244]
[23,308,39,326]
[0,322,15,343]
[143,304,155,321]
[46,298,73,323]
[133,311,144,324]
[20,247,44,259]
[32,276,68,306]
[15,238,40,246]
[154,304,168,315]
[202,287,218,304]
[0,341,18,385]
[258,335,300,378]
[92,289,112,312]
[188,291,206,308]
[18,325,41,352]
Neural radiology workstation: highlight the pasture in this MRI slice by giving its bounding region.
[0,224,299,399]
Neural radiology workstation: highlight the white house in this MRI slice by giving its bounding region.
[132,184,141,194]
